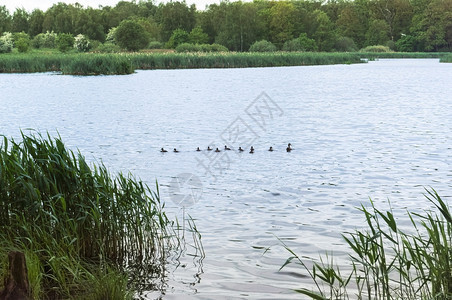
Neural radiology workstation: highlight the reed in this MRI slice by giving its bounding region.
[0,131,177,298]
[280,189,452,299]
[440,54,452,62]
[360,52,447,59]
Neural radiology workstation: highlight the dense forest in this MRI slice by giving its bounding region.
[0,0,451,52]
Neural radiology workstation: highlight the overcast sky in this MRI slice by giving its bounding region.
[1,0,219,12]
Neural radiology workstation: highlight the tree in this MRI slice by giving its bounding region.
[189,26,208,44]
[156,1,196,41]
[365,18,390,46]
[313,10,335,51]
[0,6,12,34]
[166,28,189,48]
[268,1,297,47]
[28,9,44,37]
[115,19,149,51]
[12,8,29,33]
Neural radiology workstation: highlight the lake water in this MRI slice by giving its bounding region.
[0,59,451,299]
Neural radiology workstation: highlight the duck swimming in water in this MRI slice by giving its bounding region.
[215,148,221,152]
[224,145,231,150]
[160,148,168,153]
[238,147,244,152]
[207,146,212,151]
[269,146,274,151]
[196,147,201,151]
[173,148,179,153]
[249,146,254,154]
[286,143,292,152]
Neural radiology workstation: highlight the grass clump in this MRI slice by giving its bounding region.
[360,45,392,52]
[280,189,452,299]
[440,54,452,62]
[0,131,177,298]
[61,54,133,75]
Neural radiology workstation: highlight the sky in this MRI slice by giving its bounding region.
[0,0,220,12]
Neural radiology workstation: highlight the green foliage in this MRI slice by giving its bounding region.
[56,33,74,52]
[115,19,150,51]
[249,40,277,52]
[0,132,177,297]
[189,26,209,44]
[106,27,117,44]
[282,33,317,52]
[440,53,452,62]
[148,41,164,49]
[15,37,30,52]
[95,42,121,53]
[74,34,91,52]
[175,43,228,52]
[166,28,189,49]
[280,189,452,299]
[0,32,13,53]
[365,19,390,47]
[334,36,357,52]
[360,45,392,52]
[32,31,57,49]
[396,34,417,52]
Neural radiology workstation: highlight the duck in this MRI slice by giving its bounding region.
[224,145,231,150]
[160,148,168,153]
[207,146,212,151]
[215,148,221,152]
[173,148,179,153]
[238,147,244,152]
[268,146,274,152]
[196,147,201,151]
[286,143,292,152]
[249,146,254,154]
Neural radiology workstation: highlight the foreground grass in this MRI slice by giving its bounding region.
[0,132,178,298]
[280,189,452,299]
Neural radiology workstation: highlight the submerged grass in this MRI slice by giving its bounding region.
[0,131,178,298]
[280,189,452,299]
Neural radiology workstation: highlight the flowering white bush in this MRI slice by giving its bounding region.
[32,31,58,49]
[74,34,91,52]
[106,27,117,44]
[0,32,13,53]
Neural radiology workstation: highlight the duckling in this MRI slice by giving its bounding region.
[238,147,244,152]
[196,147,201,151]
[173,148,179,153]
[268,146,274,152]
[224,145,231,150]
[286,143,292,152]
[207,146,212,151]
[249,146,254,154]
[160,148,168,153]
[215,148,221,152]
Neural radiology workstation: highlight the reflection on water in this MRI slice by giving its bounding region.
[0,59,451,299]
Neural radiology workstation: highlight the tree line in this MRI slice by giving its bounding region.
[0,0,451,52]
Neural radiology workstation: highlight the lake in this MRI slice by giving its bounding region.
[0,59,451,299]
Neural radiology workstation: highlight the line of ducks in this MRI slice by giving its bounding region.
[161,143,292,153]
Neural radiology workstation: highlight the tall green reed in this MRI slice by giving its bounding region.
[0,131,177,298]
[280,189,451,299]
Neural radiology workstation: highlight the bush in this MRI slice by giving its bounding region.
[359,45,392,52]
[115,20,149,51]
[175,43,229,53]
[74,34,91,52]
[0,32,13,53]
[166,29,189,49]
[334,36,358,52]
[15,37,30,52]
[249,40,277,52]
[32,31,57,49]
[95,42,121,53]
[106,27,117,44]
[56,33,75,52]
[148,41,163,49]
[282,33,317,52]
